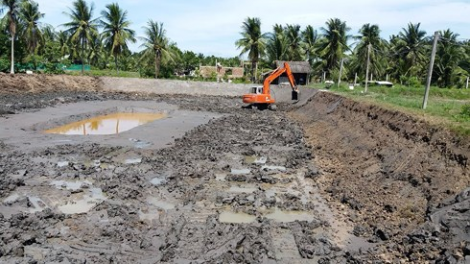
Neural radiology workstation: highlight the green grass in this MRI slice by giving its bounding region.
[308,83,470,136]
[65,69,140,78]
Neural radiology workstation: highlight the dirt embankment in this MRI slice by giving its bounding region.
[290,91,470,262]
[0,73,101,94]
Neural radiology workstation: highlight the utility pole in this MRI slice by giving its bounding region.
[364,43,372,93]
[422,31,439,110]
[337,58,344,87]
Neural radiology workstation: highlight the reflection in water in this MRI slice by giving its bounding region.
[44,113,166,135]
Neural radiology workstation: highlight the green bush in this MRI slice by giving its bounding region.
[0,58,9,72]
[43,63,65,74]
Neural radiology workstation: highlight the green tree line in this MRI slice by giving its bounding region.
[0,0,241,78]
[236,17,470,88]
[1,0,469,87]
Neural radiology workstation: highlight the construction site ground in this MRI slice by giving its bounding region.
[0,74,469,263]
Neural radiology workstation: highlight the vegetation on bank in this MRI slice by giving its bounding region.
[318,83,470,136]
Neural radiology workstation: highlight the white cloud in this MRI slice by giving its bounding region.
[34,0,470,57]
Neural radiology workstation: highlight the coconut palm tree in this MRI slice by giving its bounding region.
[351,23,387,80]
[266,24,288,62]
[317,18,351,78]
[1,0,23,74]
[18,0,44,64]
[434,29,467,87]
[285,24,302,61]
[396,22,427,76]
[235,17,267,82]
[301,25,319,66]
[100,3,135,74]
[63,0,98,74]
[139,20,175,78]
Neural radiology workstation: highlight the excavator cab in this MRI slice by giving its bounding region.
[251,86,263,94]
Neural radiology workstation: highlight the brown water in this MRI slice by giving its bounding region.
[44,113,166,135]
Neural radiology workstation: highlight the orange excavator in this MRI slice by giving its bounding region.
[242,62,300,110]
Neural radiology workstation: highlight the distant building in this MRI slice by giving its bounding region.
[199,65,244,79]
[269,60,312,85]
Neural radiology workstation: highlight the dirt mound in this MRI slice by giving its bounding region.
[0,73,101,94]
[289,91,470,262]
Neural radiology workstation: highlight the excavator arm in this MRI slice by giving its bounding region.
[262,62,299,97]
[242,62,300,108]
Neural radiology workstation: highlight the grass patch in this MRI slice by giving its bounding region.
[308,83,470,137]
[65,69,140,78]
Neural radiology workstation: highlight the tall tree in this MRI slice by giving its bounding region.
[397,22,427,77]
[63,0,98,74]
[1,0,23,73]
[100,3,135,74]
[434,29,467,88]
[285,24,302,61]
[351,23,387,80]
[266,24,288,62]
[301,25,319,66]
[140,20,175,79]
[317,18,351,78]
[18,0,44,64]
[235,17,267,82]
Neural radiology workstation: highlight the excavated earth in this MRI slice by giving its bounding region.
[0,74,469,263]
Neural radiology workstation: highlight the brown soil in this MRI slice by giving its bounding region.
[0,74,469,263]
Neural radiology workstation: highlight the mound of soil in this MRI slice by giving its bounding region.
[289,91,470,262]
[0,73,101,94]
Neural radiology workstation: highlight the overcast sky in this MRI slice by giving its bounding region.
[34,0,470,58]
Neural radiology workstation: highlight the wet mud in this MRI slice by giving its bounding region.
[0,77,469,263]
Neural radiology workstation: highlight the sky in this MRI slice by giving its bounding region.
[34,0,470,58]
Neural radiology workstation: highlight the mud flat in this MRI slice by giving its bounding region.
[0,75,469,263]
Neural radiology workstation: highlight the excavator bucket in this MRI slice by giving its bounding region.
[292,90,300,101]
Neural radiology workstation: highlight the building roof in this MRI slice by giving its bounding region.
[274,60,311,74]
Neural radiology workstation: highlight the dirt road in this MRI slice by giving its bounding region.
[0,75,469,263]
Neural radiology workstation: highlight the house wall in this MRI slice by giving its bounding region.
[199,66,244,79]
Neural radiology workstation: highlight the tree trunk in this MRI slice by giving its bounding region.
[115,55,119,75]
[81,39,85,75]
[10,32,15,74]
[155,52,161,79]
[251,60,256,83]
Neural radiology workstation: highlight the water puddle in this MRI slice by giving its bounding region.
[57,188,106,214]
[261,165,287,172]
[230,168,251,175]
[57,161,69,168]
[138,210,160,221]
[244,156,267,164]
[125,158,142,164]
[150,177,166,186]
[28,196,48,213]
[265,208,313,223]
[44,112,166,135]
[3,193,21,204]
[228,186,258,193]
[50,180,92,191]
[215,173,227,181]
[219,211,257,224]
[147,197,175,211]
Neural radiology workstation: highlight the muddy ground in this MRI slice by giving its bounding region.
[0,74,470,263]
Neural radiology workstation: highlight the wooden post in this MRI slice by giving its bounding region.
[466,76,469,89]
[322,71,326,83]
[422,31,439,110]
[354,72,358,86]
[337,58,344,87]
[365,43,372,93]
